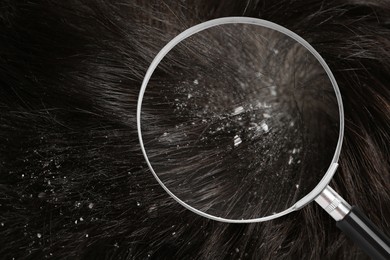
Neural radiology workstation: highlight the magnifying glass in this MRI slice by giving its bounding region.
[137,17,390,259]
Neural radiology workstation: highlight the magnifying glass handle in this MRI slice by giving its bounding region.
[337,206,390,260]
[316,186,390,260]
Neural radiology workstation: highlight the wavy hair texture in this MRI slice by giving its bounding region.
[0,0,389,259]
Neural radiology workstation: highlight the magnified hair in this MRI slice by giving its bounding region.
[139,20,341,220]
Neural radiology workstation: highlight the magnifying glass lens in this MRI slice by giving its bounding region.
[139,22,340,220]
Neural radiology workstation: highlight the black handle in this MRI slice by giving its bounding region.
[336,206,390,260]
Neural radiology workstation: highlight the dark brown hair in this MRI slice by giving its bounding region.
[0,0,389,259]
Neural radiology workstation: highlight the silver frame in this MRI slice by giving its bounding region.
[136,17,345,223]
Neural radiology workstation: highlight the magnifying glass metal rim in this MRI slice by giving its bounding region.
[137,16,344,223]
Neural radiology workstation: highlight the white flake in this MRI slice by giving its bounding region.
[260,122,269,132]
[233,135,242,147]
